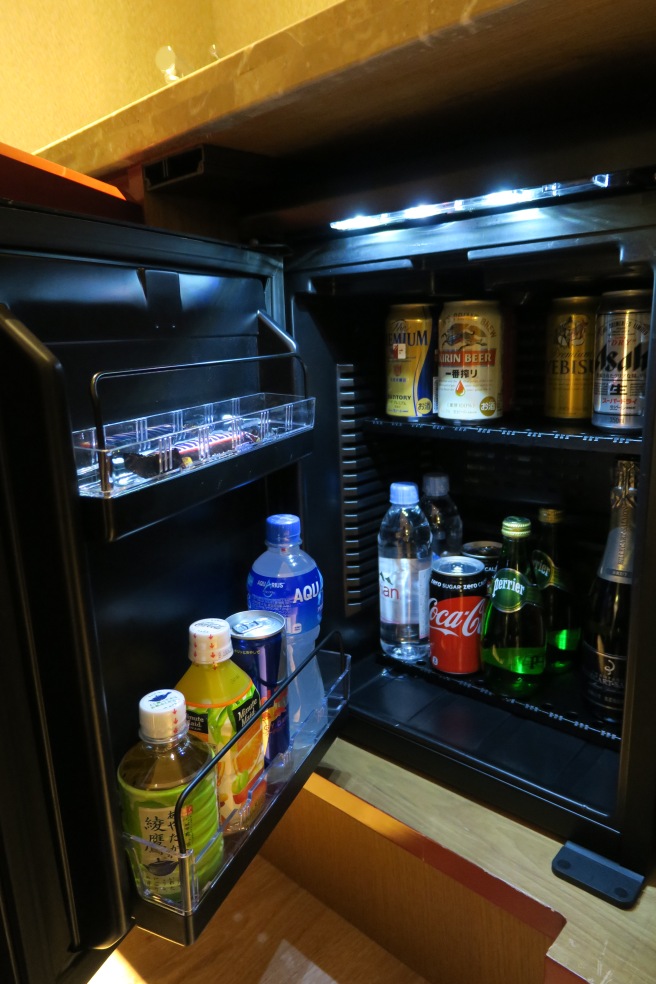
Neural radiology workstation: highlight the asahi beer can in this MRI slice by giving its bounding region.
[437,300,503,422]
[429,556,487,675]
[544,296,597,419]
[227,611,289,764]
[592,290,652,431]
[385,303,438,419]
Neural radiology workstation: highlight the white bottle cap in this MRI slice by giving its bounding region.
[390,482,419,506]
[139,689,187,741]
[188,618,233,665]
[423,472,449,497]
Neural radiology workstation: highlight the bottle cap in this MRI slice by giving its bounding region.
[188,618,233,664]
[422,472,450,497]
[538,507,564,524]
[139,689,187,741]
[501,516,532,538]
[265,513,301,545]
[390,482,420,506]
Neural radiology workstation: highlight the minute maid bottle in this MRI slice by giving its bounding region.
[247,514,325,742]
[176,619,266,833]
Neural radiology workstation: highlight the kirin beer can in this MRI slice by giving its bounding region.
[385,303,438,419]
[429,556,487,674]
[592,289,652,432]
[544,296,597,419]
[227,610,289,764]
[437,300,503,422]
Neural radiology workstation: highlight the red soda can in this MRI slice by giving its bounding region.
[429,556,487,674]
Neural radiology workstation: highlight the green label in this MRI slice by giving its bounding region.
[482,645,546,675]
[489,568,540,613]
[532,550,568,591]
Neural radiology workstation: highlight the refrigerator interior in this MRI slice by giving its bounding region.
[283,184,656,887]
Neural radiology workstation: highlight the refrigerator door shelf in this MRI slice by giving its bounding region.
[124,641,351,945]
[73,393,316,498]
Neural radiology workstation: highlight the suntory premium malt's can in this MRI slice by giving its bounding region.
[437,300,503,422]
[385,303,437,419]
[592,290,652,431]
[544,296,597,419]
[429,556,487,675]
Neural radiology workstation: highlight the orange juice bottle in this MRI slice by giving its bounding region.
[176,618,266,833]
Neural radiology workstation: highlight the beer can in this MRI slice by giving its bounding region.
[544,296,597,419]
[462,540,502,590]
[385,303,438,419]
[429,556,487,675]
[592,289,652,431]
[227,610,289,764]
[437,300,503,422]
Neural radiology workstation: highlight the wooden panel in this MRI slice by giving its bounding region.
[261,780,555,984]
[88,854,429,984]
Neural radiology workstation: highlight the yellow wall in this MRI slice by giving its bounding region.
[2,1,339,155]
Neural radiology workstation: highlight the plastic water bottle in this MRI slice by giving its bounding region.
[247,514,324,741]
[420,471,463,562]
[378,482,432,663]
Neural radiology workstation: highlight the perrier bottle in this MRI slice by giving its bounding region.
[532,508,580,673]
[481,516,547,697]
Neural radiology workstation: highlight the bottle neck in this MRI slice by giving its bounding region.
[500,536,531,573]
[598,462,636,584]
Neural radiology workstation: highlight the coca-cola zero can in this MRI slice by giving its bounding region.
[429,556,487,675]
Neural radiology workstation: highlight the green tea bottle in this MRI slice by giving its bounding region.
[481,516,547,697]
[117,689,223,905]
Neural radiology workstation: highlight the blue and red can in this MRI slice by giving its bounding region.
[226,610,289,764]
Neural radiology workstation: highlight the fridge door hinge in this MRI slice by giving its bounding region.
[552,841,645,908]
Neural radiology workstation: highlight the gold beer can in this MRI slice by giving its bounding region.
[385,303,438,419]
[544,296,597,419]
[437,300,503,422]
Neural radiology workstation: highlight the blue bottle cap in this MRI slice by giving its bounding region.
[265,513,301,545]
[390,482,419,506]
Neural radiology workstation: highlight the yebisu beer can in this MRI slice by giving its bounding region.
[385,303,438,419]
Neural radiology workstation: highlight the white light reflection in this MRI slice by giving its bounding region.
[329,175,611,232]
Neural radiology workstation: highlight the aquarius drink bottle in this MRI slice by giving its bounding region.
[247,514,324,739]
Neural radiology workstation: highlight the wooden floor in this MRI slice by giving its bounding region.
[88,854,429,984]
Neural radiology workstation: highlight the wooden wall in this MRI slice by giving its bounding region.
[2,1,339,155]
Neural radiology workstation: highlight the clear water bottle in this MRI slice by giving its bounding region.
[420,471,463,561]
[247,514,325,740]
[378,482,432,663]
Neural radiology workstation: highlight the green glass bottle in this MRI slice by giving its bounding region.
[532,508,580,673]
[481,516,547,697]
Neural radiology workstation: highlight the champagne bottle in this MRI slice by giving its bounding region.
[532,508,580,673]
[581,459,637,723]
[481,516,546,697]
